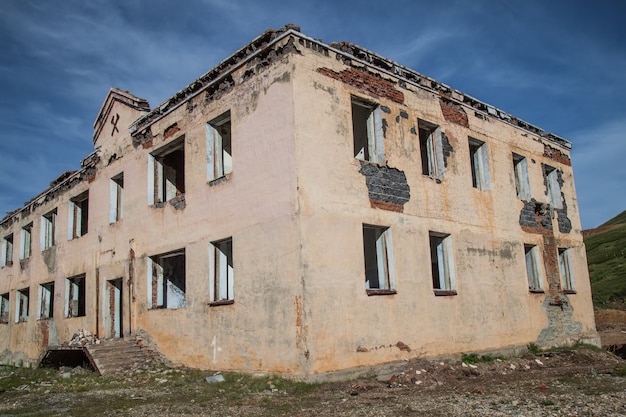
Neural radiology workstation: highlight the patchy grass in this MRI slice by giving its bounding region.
[461,353,504,364]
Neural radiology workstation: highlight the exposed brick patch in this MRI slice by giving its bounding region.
[359,161,410,212]
[520,199,552,233]
[544,144,571,166]
[440,98,469,128]
[317,67,404,104]
[133,127,154,148]
[164,123,180,139]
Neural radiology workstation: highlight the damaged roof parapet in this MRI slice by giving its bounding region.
[130,24,302,136]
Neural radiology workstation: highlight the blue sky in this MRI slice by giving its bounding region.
[0,0,624,229]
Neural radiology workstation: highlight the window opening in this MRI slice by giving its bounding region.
[545,165,563,209]
[210,238,234,304]
[38,282,54,319]
[513,153,531,200]
[429,232,456,294]
[524,244,543,292]
[559,248,575,292]
[206,111,232,182]
[41,208,57,250]
[362,225,395,292]
[148,250,186,309]
[149,137,185,205]
[0,293,9,324]
[110,173,124,223]
[352,97,384,163]
[418,119,443,178]
[16,288,29,323]
[66,274,86,318]
[468,137,490,190]
[1,234,13,267]
[20,223,32,259]
[69,191,89,239]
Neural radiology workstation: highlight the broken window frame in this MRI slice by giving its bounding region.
[147,249,187,310]
[429,232,456,295]
[351,96,385,164]
[148,137,186,205]
[1,234,13,267]
[41,208,57,250]
[512,153,531,200]
[68,191,89,240]
[109,173,124,223]
[0,293,9,324]
[418,119,444,179]
[544,165,563,209]
[209,238,234,305]
[206,111,233,183]
[20,223,32,260]
[362,225,396,295]
[38,282,55,320]
[559,248,575,293]
[16,288,29,323]
[468,137,490,190]
[65,274,86,318]
[524,244,544,292]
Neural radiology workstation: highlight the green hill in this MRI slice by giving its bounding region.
[585,211,626,308]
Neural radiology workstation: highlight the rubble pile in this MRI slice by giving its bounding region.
[67,329,99,347]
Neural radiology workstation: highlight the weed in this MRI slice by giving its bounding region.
[527,342,541,355]
[461,352,503,364]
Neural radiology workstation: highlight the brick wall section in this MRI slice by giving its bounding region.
[544,144,571,166]
[441,132,454,168]
[317,67,404,104]
[439,98,469,128]
[359,161,410,212]
[519,199,552,232]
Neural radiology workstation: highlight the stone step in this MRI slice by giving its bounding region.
[85,338,152,376]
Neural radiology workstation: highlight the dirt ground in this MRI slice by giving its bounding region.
[1,311,626,417]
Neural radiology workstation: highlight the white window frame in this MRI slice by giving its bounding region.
[16,288,29,323]
[206,111,232,182]
[418,119,444,178]
[148,137,185,205]
[65,274,86,318]
[362,225,395,292]
[20,223,32,260]
[38,282,54,320]
[68,191,89,240]
[209,238,234,303]
[545,166,563,209]
[469,137,490,190]
[524,244,543,292]
[352,97,385,164]
[147,250,186,309]
[513,153,531,200]
[109,173,124,223]
[559,248,575,292]
[429,232,456,293]
[41,209,57,250]
[1,234,13,267]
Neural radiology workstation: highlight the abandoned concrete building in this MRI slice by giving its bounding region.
[0,25,599,379]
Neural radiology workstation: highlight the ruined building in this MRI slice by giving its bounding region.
[0,25,599,379]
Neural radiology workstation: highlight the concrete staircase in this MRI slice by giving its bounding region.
[84,337,152,376]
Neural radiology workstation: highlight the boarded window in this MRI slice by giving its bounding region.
[362,225,395,292]
[524,244,543,292]
[429,232,456,294]
[544,165,563,209]
[148,137,185,205]
[41,209,57,250]
[68,191,89,239]
[352,97,384,164]
[206,111,232,182]
[110,173,124,223]
[0,293,9,324]
[148,250,186,309]
[559,248,575,292]
[38,282,54,319]
[469,137,490,190]
[210,238,234,304]
[513,153,531,200]
[66,274,86,318]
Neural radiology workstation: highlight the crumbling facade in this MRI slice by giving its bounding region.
[0,25,598,379]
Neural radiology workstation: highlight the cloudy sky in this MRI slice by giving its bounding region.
[0,0,624,229]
